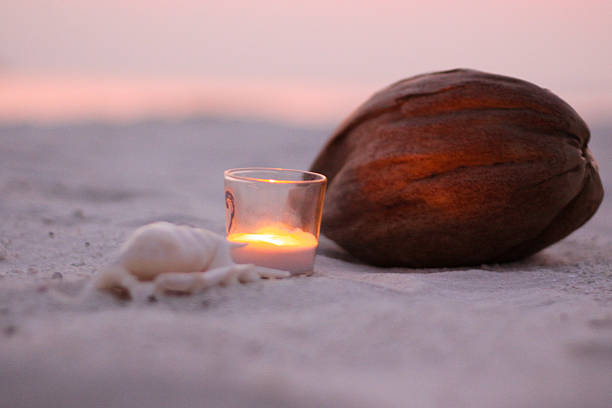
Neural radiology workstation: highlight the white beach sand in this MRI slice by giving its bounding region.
[0,119,610,408]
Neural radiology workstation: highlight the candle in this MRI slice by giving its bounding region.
[227,225,318,274]
[224,167,327,275]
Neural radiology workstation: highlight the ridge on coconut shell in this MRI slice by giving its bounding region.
[310,69,604,268]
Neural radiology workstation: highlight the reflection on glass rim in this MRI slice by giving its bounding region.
[224,167,327,184]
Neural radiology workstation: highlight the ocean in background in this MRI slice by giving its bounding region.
[0,74,377,128]
[1,73,611,128]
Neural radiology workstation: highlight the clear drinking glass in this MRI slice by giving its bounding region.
[224,168,327,275]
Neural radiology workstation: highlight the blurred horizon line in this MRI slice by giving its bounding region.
[1,71,611,129]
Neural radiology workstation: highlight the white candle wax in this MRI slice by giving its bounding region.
[227,227,318,274]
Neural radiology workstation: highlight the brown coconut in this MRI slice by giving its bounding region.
[310,69,604,267]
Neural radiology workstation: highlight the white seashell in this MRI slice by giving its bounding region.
[94,222,289,299]
[117,221,234,280]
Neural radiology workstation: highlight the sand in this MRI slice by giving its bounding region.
[1,119,611,408]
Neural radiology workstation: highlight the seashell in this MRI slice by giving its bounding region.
[310,69,604,267]
[95,222,289,299]
[116,222,236,281]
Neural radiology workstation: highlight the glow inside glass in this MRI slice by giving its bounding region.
[224,168,326,275]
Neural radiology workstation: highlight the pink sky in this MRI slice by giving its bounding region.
[1,0,610,125]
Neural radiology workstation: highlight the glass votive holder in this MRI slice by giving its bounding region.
[224,167,327,275]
